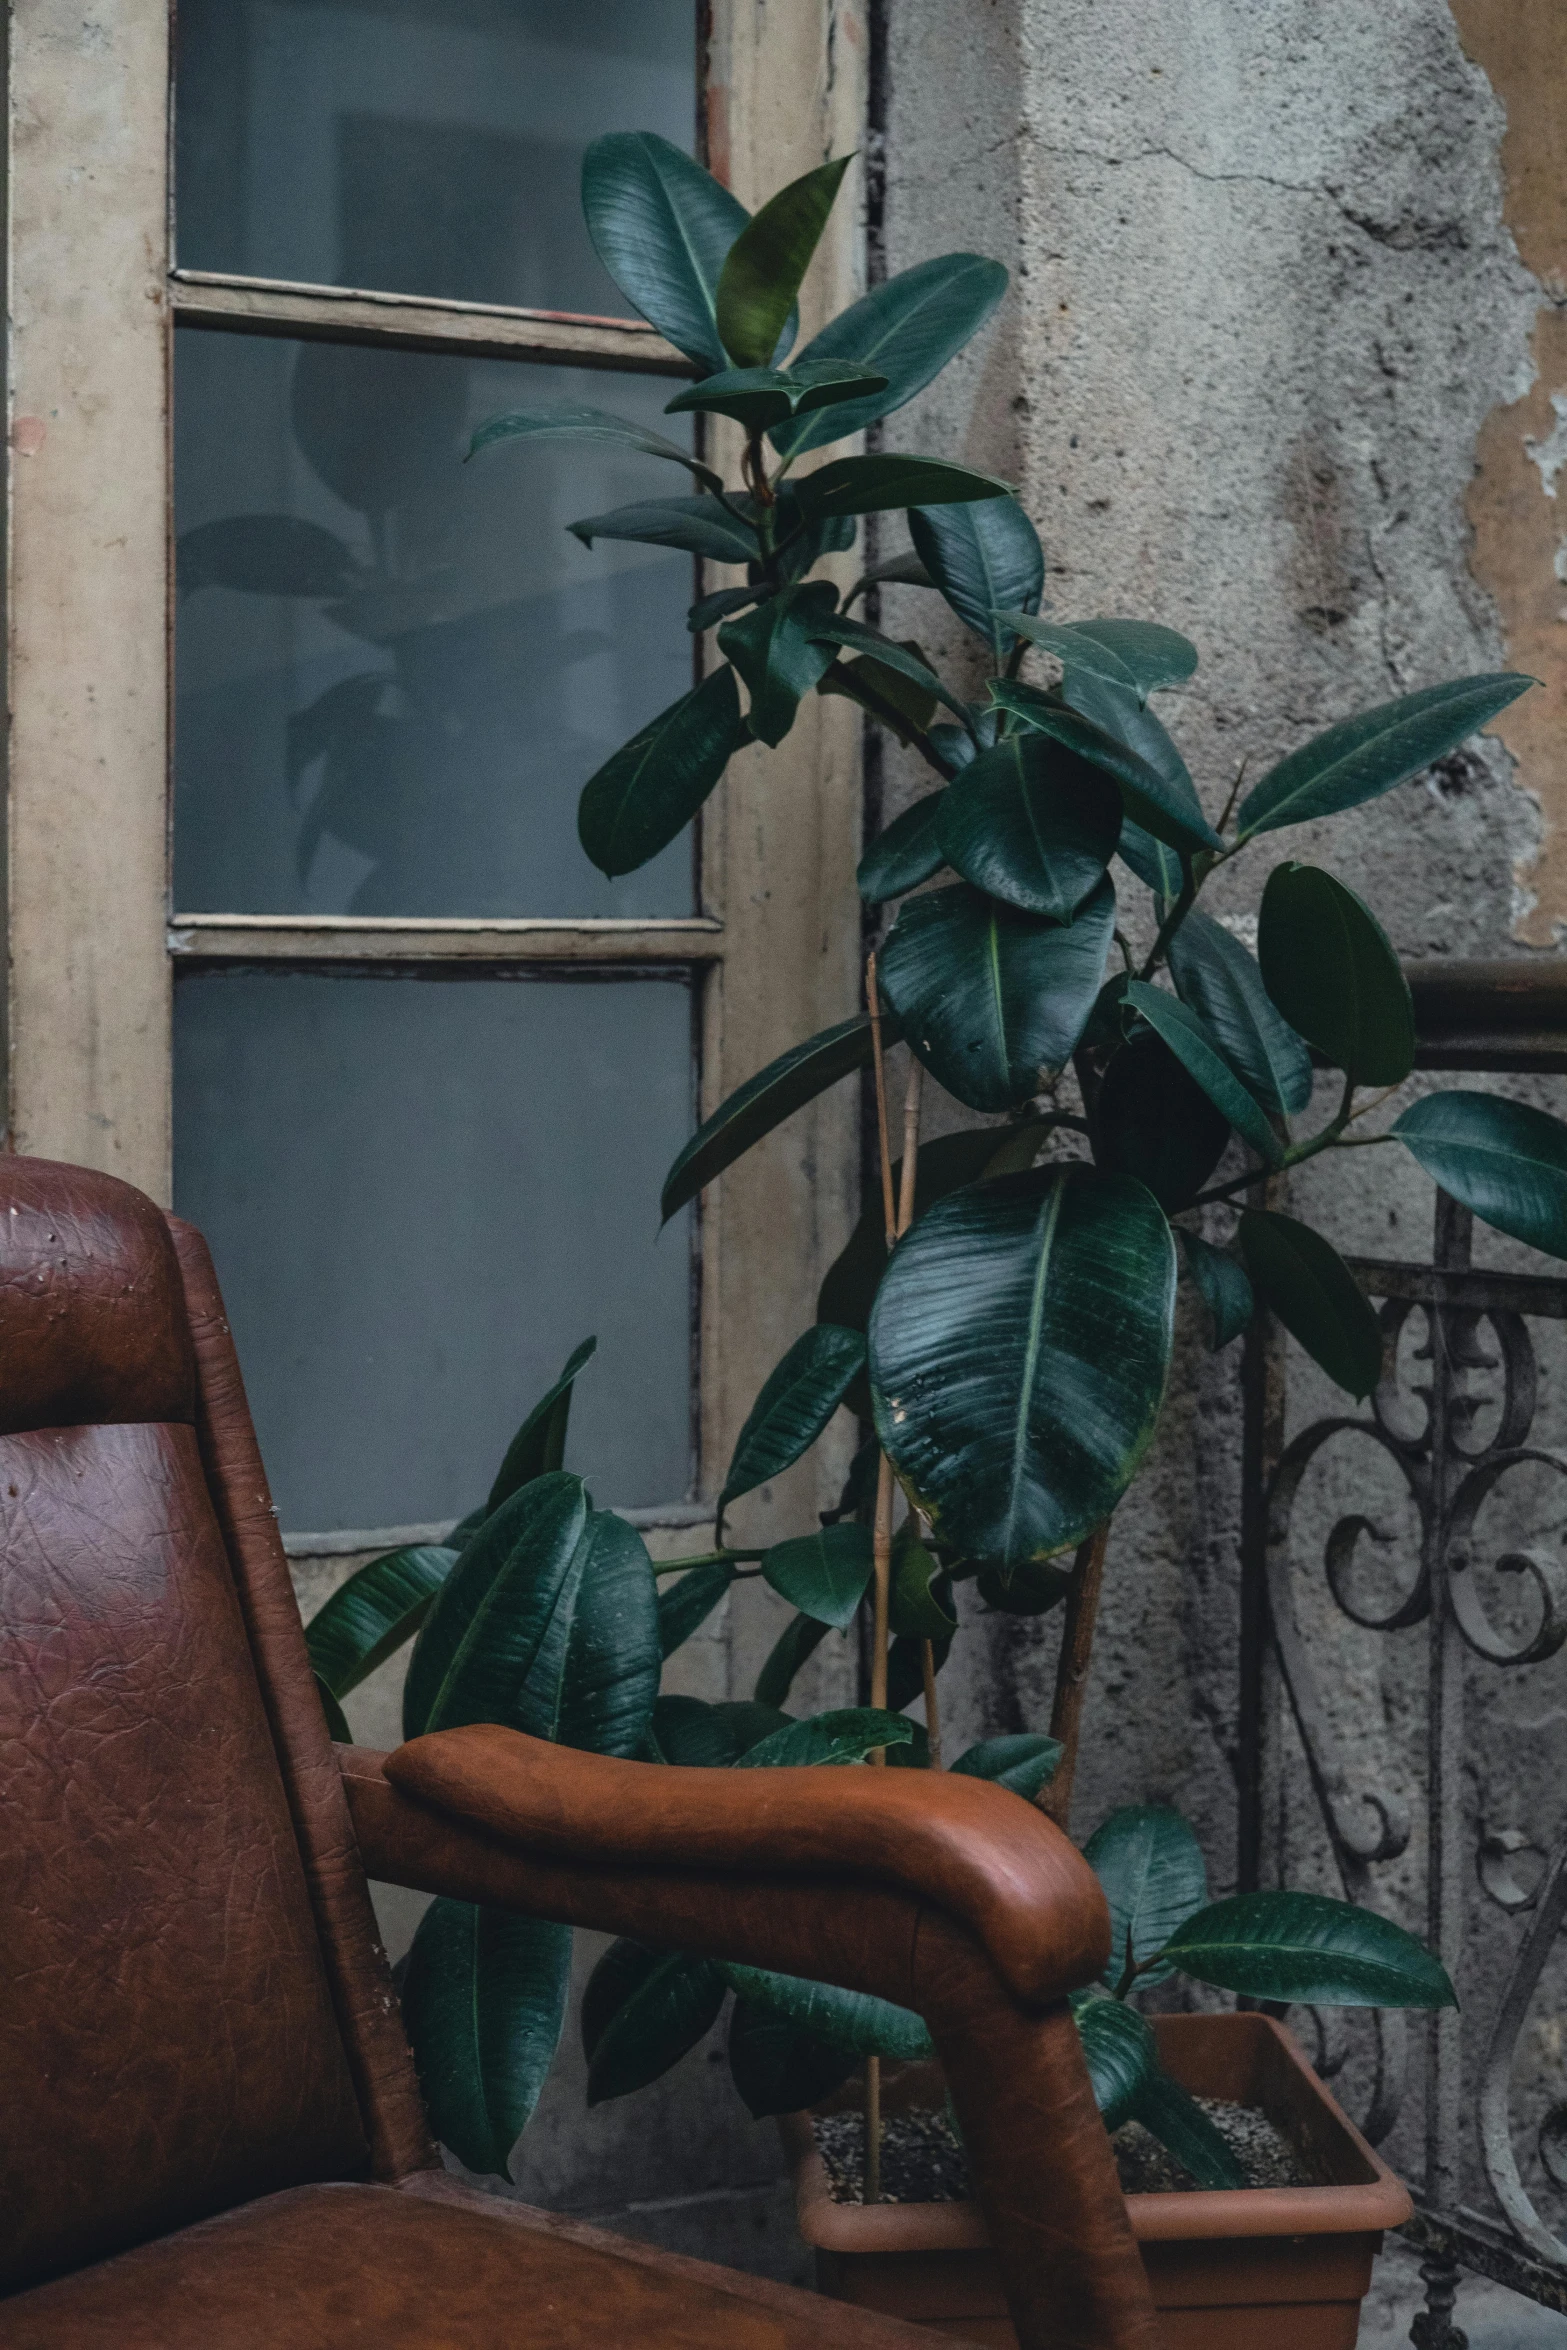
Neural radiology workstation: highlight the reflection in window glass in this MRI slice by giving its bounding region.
[176,0,694,313]
[174,970,696,1530]
[175,336,697,917]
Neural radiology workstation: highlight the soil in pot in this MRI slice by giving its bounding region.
[813,2095,1322,2204]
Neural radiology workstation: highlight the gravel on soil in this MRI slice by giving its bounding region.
[813,2098,1318,2205]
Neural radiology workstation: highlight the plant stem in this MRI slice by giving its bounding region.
[1137,862,1200,980]
[1215,756,1250,837]
[921,1627,943,1770]
[866,953,897,1248]
[652,1549,767,1575]
[1037,1519,1111,1832]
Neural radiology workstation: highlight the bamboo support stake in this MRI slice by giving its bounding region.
[1036,1519,1112,1831]
[866,952,897,1247]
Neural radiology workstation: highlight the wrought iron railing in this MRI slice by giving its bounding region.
[1237,961,1567,2349]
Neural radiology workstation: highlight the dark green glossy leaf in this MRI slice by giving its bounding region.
[816,1129,1010,1337]
[657,1562,736,1660]
[581,130,754,371]
[689,584,761,633]
[887,1630,951,1713]
[1182,1233,1254,1351]
[929,722,977,772]
[582,1939,726,2105]
[754,1611,832,1707]
[846,549,937,603]
[719,581,840,747]
[728,1999,857,2119]
[401,1898,571,2176]
[879,877,1116,1113]
[650,1695,792,1767]
[177,514,364,599]
[857,790,949,903]
[469,398,720,492]
[485,1338,598,1517]
[717,156,854,368]
[1257,863,1414,1085]
[1168,910,1313,1116]
[819,654,942,751]
[807,616,971,728]
[1394,1091,1567,1260]
[1083,1805,1207,1989]
[720,1965,932,2061]
[1163,1889,1457,2008]
[579,666,742,877]
[937,735,1121,920]
[1094,1032,1230,1213]
[795,454,1010,525]
[314,1673,352,1744]
[761,1523,875,1628]
[889,1523,958,1640]
[1238,1210,1384,1400]
[909,500,1044,657]
[950,1732,1062,1800]
[738,1706,915,1767]
[869,1166,1177,1566]
[722,1325,867,1508]
[403,1478,571,1738]
[974,1557,1072,1615]
[1123,983,1281,1168]
[992,687,1219,857]
[306,1542,457,1698]
[1237,672,1534,840]
[1117,820,1184,902]
[667,357,887,432]
[567,496,759,564]
[662,1012,901,1223]
[1072,1993,1155,2130]
[1004,616,1197,703]
[1131,2066,1247,2189]
[770,253,1009,459]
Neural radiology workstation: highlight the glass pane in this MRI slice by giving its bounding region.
[175,336,695,917]
[173,970,695,1530]
[176,0,695,313]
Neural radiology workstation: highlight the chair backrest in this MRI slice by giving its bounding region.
[0,1158,428,2295]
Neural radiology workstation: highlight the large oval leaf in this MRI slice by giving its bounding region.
[718,581,839,747]
[760,1523,875,1627]
[667,358,886,433]
[1094,1031,1230,1212]
[857,789,949,903]
[579,667,742,878]
[1123,982,1282,1167]
[1073,1993,1155,2130]
[469,399,719,493]
[581,131,751,371]
[716,156,853,369]
[1117,820,1185,903]
[720,1964,932,2062]
[728,1999,857,2119]
[1168,910,1313,1116]
[1238,1210,1384,1400]
[485,1337,598,1517]
[950,1732,1062,1801]
[567,496,759,564]
[721,1324,867,1508]
[1004,616,1198,703]
[937,734,1121,919]
[403,1477,578,1738]
[401,1898,571,2177]
[1394,1091,1567,1260]
[910,499,1044,658]
[869,1166,1177,1565]
[737,1706,915,1767]
[306,1542,456,1699]
[1237,672,1534,840]
[879,877,1116,1113]
[657,1561,736,1660]
[1257,863,1414,1085]
[662,1012,898,1223]
[770,253,1009,459]
[582,1939,727,2105]
[794,454,1011,525]
[888,1522,959,1641]
[993,689,1219,857]
[1130,2067,1246,2189]
[1163,1890,1457,2008]
[1083,1806,1208,1989]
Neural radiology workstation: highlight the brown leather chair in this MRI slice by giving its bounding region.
[0,1156,1160,2349]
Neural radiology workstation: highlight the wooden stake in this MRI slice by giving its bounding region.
[920,1630,943,1771]
[864,2055,882,2204]
[866,952,897,1247]
[1036,1520,1112,1831]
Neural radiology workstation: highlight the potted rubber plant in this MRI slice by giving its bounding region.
[442,127,1567,2342]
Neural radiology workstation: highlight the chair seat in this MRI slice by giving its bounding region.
[1,2174,964,2349]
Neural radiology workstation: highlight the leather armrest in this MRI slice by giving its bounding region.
[375,1723,1108,2007]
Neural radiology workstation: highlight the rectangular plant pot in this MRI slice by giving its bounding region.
[779,2012,1411,2350]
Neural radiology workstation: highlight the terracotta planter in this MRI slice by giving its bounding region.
[780,2012,1410,2350]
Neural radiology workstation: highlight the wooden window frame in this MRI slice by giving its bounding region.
[5,0,867,1552]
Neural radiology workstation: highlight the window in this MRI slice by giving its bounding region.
[5,0,866,1549]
